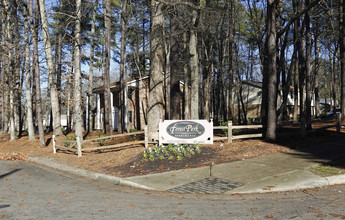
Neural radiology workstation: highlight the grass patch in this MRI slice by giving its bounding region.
[308,156,345,177]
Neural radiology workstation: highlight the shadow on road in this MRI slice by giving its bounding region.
[0,205,10,209]
[0,169,21,180]
[275,125,345,169]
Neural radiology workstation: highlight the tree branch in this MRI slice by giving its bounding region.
[277,0,322,37]
[155,0,202,10]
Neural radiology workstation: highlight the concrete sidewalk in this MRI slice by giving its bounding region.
[29,138,345,194]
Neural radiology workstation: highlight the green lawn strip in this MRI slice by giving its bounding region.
[307,156,345,177]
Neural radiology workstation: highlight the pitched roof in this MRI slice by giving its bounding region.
[93,76,149,93]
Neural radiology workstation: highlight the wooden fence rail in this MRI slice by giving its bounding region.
[213,121,262,143]
[53,126,148,157]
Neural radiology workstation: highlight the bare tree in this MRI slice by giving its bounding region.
[169,7,182,120]
[183,32,190,120]
[305,0,312,130]
[23,0,35,140]
[227,0,234,121]
[54,0,63,107]
[13,0,21,138]
[262,0,279,141]
[1,1,9,134]
[119,0,128,132]
[73,0,83,139]
[103,0,112,134]
[4,0,17,141]
[30,0,45,147]
[293,0,299,124]
[190,8,199,120]
[38,0,63,136]
[88,0,97,132]
[148,0,165,142]
[340,0,345,121]
[313,14,321,117]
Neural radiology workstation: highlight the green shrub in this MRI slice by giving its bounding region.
[129,128,137,140]
[96,133,108,146]
[141,143,201,163]
[63,134,76,148]
[220,121,240,136]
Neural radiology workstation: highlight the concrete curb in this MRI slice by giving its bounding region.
[325,174,345,185]
[229,174,345,194]
[28,157,155,191]
[291,174,345,190]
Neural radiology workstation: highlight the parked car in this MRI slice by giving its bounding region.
[327,107,341,116]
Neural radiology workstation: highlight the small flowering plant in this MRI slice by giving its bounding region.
[141,143,201,162]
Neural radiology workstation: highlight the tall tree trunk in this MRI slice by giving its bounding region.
[202,42,211,121]
[30,0,45,146]
[74,0,83,139]
[4,0,16,140]
[190,9,199,120]
[88,0,97,132]
[277,49,295,120]
[119,0,128,132]
[305,0,312,130]
[1,4,9,134]
[13,1,21,138]
[218,31,226,121]
[263,0,279,141]
[328,41,337,113]
[23,0,35,140]
[293,0,299,124]
[55,0,63,107]
[67,47,74,132]
[298,0,306,135]
[314,41,321,116]
[183,32,190,120]
[163,27,170,120]
[277,30,290,121]
[104,0,112,134]
[314,28,321,116]
[340,0,345,121]
[170,9,182,120]
[148,0,164,142]
[38,0,62,136]
[227,0,233,121]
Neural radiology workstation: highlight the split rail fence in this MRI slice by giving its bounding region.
[213,121,262,143]
[53,126,148,157]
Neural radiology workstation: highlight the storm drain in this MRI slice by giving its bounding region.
[167,177,243,194]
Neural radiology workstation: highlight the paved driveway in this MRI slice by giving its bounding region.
[1,160,345,219]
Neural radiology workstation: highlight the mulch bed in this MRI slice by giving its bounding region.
[105,146,219,177]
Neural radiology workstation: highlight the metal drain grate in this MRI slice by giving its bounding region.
[167,177,243,194]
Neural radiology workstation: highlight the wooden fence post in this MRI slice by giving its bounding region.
[144,125,148,148]
[337,113,342,133]
[76,137,82,157]
[228,121,233,143]
[53,135,56,154]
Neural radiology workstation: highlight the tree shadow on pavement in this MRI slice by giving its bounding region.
[275,127,345,169]
[0,169,21,180]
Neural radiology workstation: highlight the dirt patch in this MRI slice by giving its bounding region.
[0,120,344,178]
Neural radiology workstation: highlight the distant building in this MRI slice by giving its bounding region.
[232,81,320,119]
[93,76,149,131]
[93,76,189,132]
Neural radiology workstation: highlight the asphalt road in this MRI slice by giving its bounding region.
[1,160,345,219]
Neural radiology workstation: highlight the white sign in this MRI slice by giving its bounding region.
[159,120,213,145]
